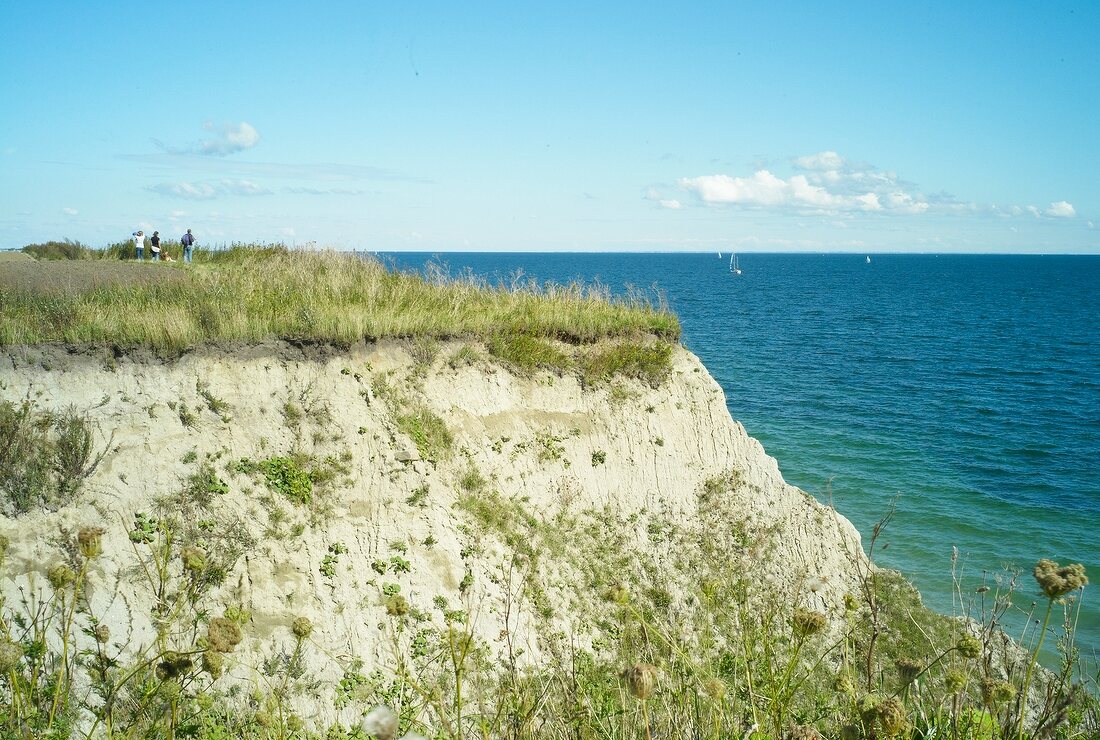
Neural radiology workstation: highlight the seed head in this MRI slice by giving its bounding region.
[621,663,658,700]
[94,624,110,644]
[180,546,207,574]
[834,674,855,695]
[791,608,827,638]
[1033,559,1088,599]
[362,705,399,740]
[789,725,821,740]
[875,697,907,737]
[206,617,242,653]
[292,616,313,640]
[47,564,76,592]
[895,658,923,683]
[155,651,193,680]
[77,526,106,559]
[980,677,1016,706]
[202,650,224,678]
[385,595,409,617]
[0,639,24,672]
[945,670,966,693]
[703,677,726,700]
[955,634,982,659]
[605,583,630,604]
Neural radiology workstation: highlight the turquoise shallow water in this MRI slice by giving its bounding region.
[382,252,1100,663]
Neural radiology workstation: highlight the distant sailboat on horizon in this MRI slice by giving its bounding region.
[718,251,722,259]
[866,255,871,264]
[730,253,742,275]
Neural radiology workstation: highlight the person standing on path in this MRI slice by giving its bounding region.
[181,228,195,263]
[150,231,161,261]
[132,230,145,260]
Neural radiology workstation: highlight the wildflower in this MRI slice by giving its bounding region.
[0,639,24,672]
[980,677,1016,706]
[94,624,110,644]
[955,634,982,659]
[206,617,243,653]
[180,546,207,574]
[791,608,827,638]
[77,526,106,559]
[362,705,399,740]
[202,650,224,678]
[47,564,76,592]
[621,663,658,700]
[895,658,923,683]
[1033,559,1088,599]
[945,670,966,693]
[876,697,907,737]
[292,616,313,640]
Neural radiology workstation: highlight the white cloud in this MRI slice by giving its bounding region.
[199,122,260,156]
[793,150,846,171]
[149,179,272,200]
[62,207,78,216]
[1045,200,1075,218]
[659,199,682,209]
[155,122,261,157]
[1027,205,1041,218]
[1089,221,1096,229]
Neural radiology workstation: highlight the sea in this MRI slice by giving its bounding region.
[379,251,1100,667]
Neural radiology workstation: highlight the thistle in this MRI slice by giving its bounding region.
[77,526,106,558]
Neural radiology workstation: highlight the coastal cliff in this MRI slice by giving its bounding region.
[1,339,885,734]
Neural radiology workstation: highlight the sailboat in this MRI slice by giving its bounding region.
[730,253,742,275]
[866,255,871,264]
[718,251,722,259]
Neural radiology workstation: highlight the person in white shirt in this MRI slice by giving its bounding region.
[132,230,145,260]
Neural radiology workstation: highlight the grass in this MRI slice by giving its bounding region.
[1,246,680,357]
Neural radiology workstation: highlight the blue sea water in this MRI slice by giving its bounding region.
[381,252,1100,664]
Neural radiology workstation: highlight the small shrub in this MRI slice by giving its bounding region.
[591,450,607,466]
[396,407,453,462]
[581,341,673,387]
[257,457,313,505]
[487,333,571,374]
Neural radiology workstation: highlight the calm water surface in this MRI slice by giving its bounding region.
[382,252,1100,662]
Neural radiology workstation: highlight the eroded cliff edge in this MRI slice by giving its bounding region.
[1,340,878,730]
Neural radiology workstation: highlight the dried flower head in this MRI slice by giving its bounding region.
[47,564,76,592]
[955,634,982,659]
[792,608,827,638]
[1033,559,1088,599]
[94,624,110,644]
[77,526,106,559]
[875,697,907,737]
[155,651,193,680]
[0,639,24,672]
[206,617,243,653]
[843,593,859,612]
[789,725,821,740]
[362,705,399,740]
[202,650,224,679]
[945,670,966,693]
[620,663,658,700]
[605,583,630,604]
[980,677,1016,706]
[895,658,924,683]
[292,616,313,640]
[385,595,410,617]
[703,677,726,701]
[834,674,855,695]
[180,546,207,574]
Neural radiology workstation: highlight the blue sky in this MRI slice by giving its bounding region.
[2,1,1098,252]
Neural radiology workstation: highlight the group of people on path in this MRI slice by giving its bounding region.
[131,229,196,263]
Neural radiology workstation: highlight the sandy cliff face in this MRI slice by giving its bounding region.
[0,341,869,728]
